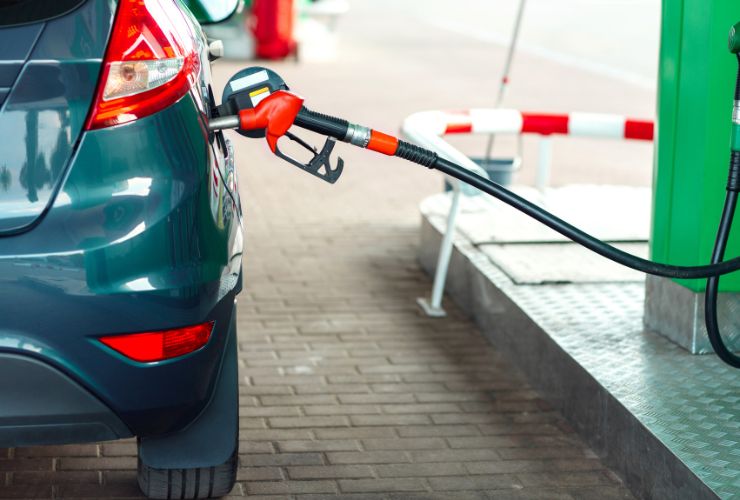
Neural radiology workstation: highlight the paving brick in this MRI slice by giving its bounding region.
[239,429,313,441]
[482,490,574,500]
[431,413,510,425]
[358,364,430,374]
[478,423,561,436]
[375,462,466,477]
[339,478,426,493]
[99,442,136,457]
[447,435,578,450]
[498,447,592,460]
[361,437,446,451]
[459,401,543,413]
[313,427,397,439]
[390,493,487,500]
[409,449,501,463]
[238,440,275,454]
[517,471,616,487]
[57,457,137,471]
[466,459,605,475]
[567,486,635,499]
[287,464,374,479]
[100,470,137,484]
[268,416,350,428]
[338,394,415,404]
[259,394,337,406]
[327,451,410,465]
[415,392,491,403]
[240,453,324,467]
[328,374,402,384]
[428,474,523,491]
[241,406,302,417]
[396,424,480,437]
[11,470,100,484]
[240,384,293,396]
[370,382,446,393]
[251,375,326,386]
[298,494,387,500]
[55,482,144,498]
[303,404,381,415]
[238,417,268,429]
[0,485,53,498]
[277,440,360,452]
[236,466,283,481]
[381,403,461,414]
[13,445,98,458]
[0,458,53,471]
[246,480,337,495]
[295,384,371,395]
[350,414,431,427]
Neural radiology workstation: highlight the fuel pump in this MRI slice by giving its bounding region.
[209,26,740,368]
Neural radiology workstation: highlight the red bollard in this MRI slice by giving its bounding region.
[250,0,297,59]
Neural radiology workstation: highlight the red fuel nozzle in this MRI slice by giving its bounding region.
[237,90,304,152]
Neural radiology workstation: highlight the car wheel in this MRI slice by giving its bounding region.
[137,446,237,499]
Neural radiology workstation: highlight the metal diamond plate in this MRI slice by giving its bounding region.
[645,275,740,354]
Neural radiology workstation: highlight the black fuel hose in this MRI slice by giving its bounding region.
[704,190,740,367]
[390,139,740,280]
[288,109,740,279]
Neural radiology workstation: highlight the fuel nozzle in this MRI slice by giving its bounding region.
[730,22,740,54]
[211,66,406,184]
[729,22,740,193]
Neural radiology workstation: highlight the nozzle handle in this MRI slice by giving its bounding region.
[731,23,740,102]
[294,108,349,141]
[730,22,740,54]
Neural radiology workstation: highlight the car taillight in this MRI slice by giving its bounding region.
[85,0,200,130]
[99,321,214,362]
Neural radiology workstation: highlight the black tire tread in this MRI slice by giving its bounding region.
[137,450,237,499]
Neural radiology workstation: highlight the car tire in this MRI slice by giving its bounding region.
[137,446,237,499]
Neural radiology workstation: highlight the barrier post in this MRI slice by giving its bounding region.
[417,185,462,318]
[536,137,552,192]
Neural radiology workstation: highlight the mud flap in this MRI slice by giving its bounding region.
[138,304,238,469]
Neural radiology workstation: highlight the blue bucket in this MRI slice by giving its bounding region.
[444,157,519,191]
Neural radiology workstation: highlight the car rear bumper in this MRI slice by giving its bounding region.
[0,353,132,447]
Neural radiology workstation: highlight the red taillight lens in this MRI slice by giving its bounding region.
[99,321,214,362]
[85,0,200,130]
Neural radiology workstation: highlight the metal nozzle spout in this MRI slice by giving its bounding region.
[208,115,240,132]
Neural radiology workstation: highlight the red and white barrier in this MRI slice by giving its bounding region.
[401,108,654,195]
[403,109,653,141]
[404,108,654,318]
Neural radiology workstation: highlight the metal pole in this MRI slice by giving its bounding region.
[484,0,527,161]
[417,184,462,318]
[536,137,552,192]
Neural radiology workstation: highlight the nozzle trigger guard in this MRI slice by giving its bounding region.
[274,132,344,184]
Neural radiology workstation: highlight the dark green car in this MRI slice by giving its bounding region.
[0,1,243,498]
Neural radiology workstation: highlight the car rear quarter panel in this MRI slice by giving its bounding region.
[0,94,243,437]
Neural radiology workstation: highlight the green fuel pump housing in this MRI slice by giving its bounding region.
[647,2,740,353]
[652,2,740,293]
